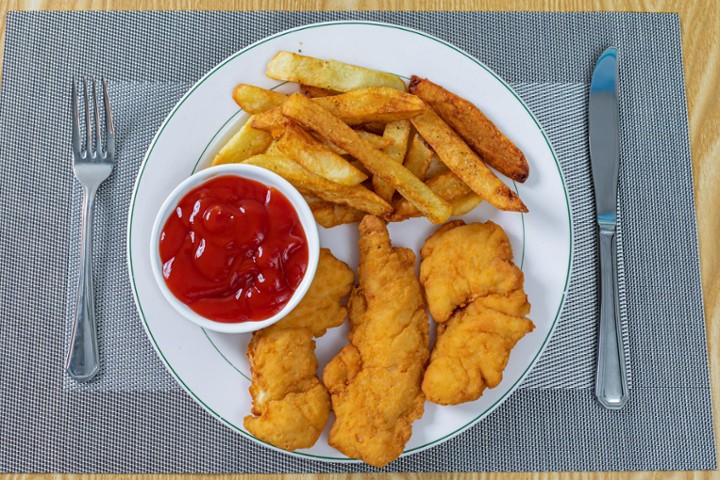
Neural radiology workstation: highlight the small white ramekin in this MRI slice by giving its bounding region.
[149,164,320,334]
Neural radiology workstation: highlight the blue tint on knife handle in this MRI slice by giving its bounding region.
[589,47,629,410]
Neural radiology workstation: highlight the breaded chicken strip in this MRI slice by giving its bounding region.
[244,249,353,451]
[420,221,534,405]
[323,216,429,467]
[419,220,526,323]
[423,293,534,405]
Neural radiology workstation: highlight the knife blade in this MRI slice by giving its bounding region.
[589,47,630,410]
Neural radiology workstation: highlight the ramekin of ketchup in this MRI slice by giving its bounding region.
[149,164,319,333]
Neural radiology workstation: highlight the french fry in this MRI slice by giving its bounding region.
[320,131,391,155]
[450,194,483,216]
[410,108,527,212]
[313,88,424,124]
[356,130,393,150]
[243,154,391,216]
[250,107,289,132]
[277,124,367,185]
[303,195,326,209]
[403,132,435,179]
[389,194,482,221]
[304,195,366,228]
[357,121,386,135]
[373,120,411,201]
[267,51,407,92]
[282,93,451,224]
[301,85,340,98]
[314,134,347,155]
[389,172,482,221]
[424,153,450,179]
[349,160,371,177]
[410,76,529,183]
[212,116,272,166]
[424,171,475,199]
[265,139,283,155]
[232,84,286,114]
[250,88,422,129]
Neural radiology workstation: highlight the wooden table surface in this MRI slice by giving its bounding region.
[0,0,717,479]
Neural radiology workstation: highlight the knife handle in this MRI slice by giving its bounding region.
[595,221,629,409]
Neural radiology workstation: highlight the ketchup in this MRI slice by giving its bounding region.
[158,175,308,323]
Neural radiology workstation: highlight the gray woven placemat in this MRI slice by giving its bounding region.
[0,10,715,473]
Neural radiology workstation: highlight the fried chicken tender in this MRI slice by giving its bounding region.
[419,220,526,323]
[423,294,534,405]
[323,216,429,467]
[244,248,354,451]
[420,221,534,405]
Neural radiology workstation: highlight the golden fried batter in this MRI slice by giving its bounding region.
[244,248,354,451]
[323,216,429,467]
[420,221,534,405]
[419,220,526,323]
[423,295,534,405]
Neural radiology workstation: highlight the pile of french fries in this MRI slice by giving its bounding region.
[212,51,529,227]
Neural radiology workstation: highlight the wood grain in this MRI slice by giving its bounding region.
[0,0,718,479]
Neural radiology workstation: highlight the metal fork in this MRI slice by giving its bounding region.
[66,78,115,382]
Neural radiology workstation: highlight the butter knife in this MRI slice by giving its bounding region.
[589,47,629,409]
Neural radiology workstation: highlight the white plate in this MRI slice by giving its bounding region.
[127,21,572,463]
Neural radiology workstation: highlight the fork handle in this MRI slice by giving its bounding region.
[66,186,100,382]
[595,223,629,409]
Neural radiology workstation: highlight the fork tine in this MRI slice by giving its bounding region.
[83,79,92,155]
[102,78,115,157]
[92,80,102,155]
[71,79,81,153]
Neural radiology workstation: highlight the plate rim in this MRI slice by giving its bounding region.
[126,19,574,463]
